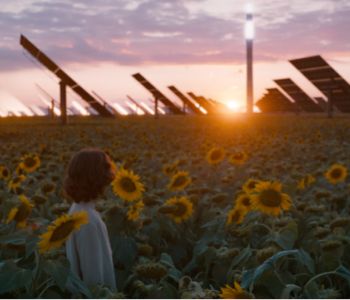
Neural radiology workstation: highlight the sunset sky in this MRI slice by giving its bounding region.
[0,0,350,115]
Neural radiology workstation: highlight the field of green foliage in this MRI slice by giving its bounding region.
[1,115,350,298]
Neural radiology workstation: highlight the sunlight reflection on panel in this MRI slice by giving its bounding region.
[140,101,154,114]
[112,102,129,115]
[72,100,90,116]
[126,102,145,115]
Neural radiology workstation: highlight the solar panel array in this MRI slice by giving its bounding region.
[290,55,350,112]
[274,78,323,112]
[132,73,183,114]
[256,88,297,113]
[20,35,114,117]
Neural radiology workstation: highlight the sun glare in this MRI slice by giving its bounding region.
[226,100,240,112]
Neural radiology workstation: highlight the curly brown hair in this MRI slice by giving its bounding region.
[63,148,115,203]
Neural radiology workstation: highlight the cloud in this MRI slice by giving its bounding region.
[0,0,349,71]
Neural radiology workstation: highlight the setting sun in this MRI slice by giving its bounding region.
[226,100,241,112]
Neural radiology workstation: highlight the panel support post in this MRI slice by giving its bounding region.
[327,84,333,119]
[59,81,67,125]
[154,96,159,119]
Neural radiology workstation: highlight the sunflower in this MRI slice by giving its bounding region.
[229,151,248,165]
[0,165,10,181]
[6,195,34,228]
[112,168,144,202]
[226,207,246,225]
[297,174,316,190]
[127,200,144,221]
[325,164,347,184]
[206,147,225,165]
[242,178,260,194]
[19,153,41,173]
[219,281,252,299]
[234,193,252,212]
[38,211,88,253]
[250,181,292,216]
[15,164,25,176]
[8,175,26,192]
[167,171,192,191]
[160,196,193,223]
[162,162,178,176]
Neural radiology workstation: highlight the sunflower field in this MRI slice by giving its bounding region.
[1,115,350,298]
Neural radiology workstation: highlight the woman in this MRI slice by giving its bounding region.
[64,148,116,289]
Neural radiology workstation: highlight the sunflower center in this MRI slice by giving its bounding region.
[242,197,250,206]
[211,150,222,161]
[15,204,31,222]
[13,177,22,184]
[172,175,187,187]
[50,220,76,242]
[120,177,137,193]
[172,202,187,217]
[248,181,256,189]
[2,169,9,177]
[24,157,37,168]
[234,153,243,160]
[259,189,282,207]
[330,168,342,179]
[230,210,241,223]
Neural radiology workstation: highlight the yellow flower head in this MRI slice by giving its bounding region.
[19,153,41,173]
[325,163,347,185]
[206,147,225,165]
[0,165,10,181]
[162,162,178,176]
[112,168,144,202]
[226,207,246,225]
[250,181,292,216]
[297,174,316,190]
[229,151,248,166]
[6,195,34,228]
[234,193,252,212]
[242,178,260,194]
[127,200,144,221]
[8,174,26,191]
[161,196,193,223]
[219,281,252,299]
[167,171,192,191]
[38,211,88,253]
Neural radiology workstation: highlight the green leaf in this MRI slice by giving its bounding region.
[0,261,32,295]
[335,265,350,283]
[43,259,70,291]
[111,235,137,269]
[0,230,27,245]
[274,222,298,250]
[228,246,252,271]
[160,252,175,268]
[242,249,312,290]
[66,270,92,298]
[25,236,39,258]
[280,284,302,299]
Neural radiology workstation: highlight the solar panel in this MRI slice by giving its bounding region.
[314,97,327,112]
[256,88,297,113]
[187,92,217,114]
[127,95,150,115]
[168,86,203,115]
[290,55,350,112]
[132,73,183,114]
[274,78,323,112]
[20,35,114,117]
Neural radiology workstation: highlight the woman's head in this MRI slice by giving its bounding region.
[64,148,115,203]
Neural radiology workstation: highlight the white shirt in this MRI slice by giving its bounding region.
[66,202,116,289]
